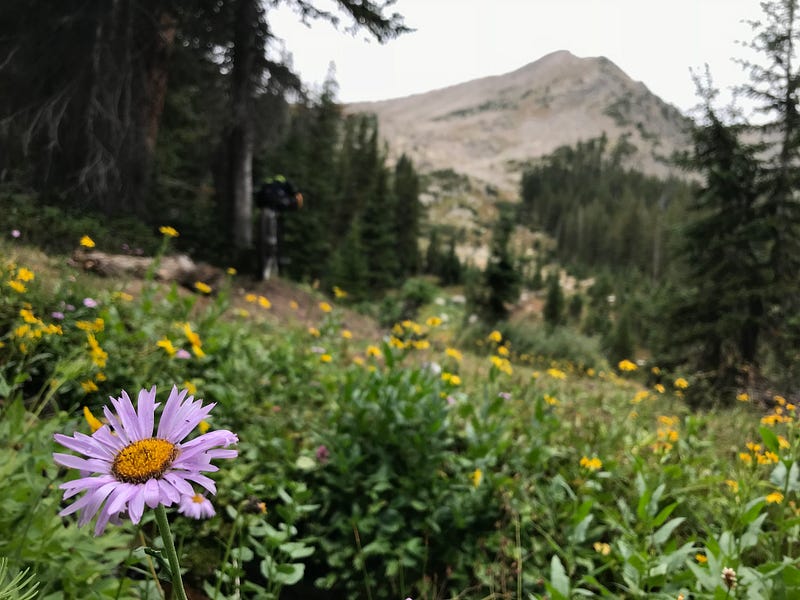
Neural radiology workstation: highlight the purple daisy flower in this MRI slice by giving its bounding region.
[178,493,216,519]
[54,385,237,535]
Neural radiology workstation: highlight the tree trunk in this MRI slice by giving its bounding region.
[143,10,177,153]
[228,0,260,250]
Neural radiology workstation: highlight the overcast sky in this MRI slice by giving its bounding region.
[268,0,767,115]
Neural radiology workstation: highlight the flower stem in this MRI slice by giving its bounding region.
[154,504,188,600]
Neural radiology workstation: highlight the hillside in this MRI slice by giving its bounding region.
[347,50,692,197]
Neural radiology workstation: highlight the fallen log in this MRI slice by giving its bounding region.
[70,250,225,292]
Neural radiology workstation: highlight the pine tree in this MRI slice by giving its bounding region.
[475,205,520,323]
[327,220,369,298]
[661,73,764,392]
[360,160,399,294]
[543,271,564,328]
[739,0,800,378]
[393,154,421,277]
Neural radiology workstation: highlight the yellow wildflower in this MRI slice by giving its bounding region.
[389,336,406,349]
[115,291,134,302]
[544,394,559,406]
[655,383,666,394]
[580,456,603,471]
[198,420,211,434]
[19,308,38,324]
[157,337,177,357]
[194,281,212,294]
[320,353,332,363]
[366,345,382,358]
[737,392,750,402]
[183,380,197,396]
[766,491,784,504]
[332,286,348,299]
[245,293,257,303]
[593,542,611,556]
[471,468,483,488]
[87,334,108,368]
[16,267,34,282]
[725,479,739,493]
[81,380,99,393]
[226,267,237,275]
[445,347,463,362]
[618,359,637,372]
[352,356,365,366]
[449,374,462,386]
[257,296,271,309]
[182,322,201,347]
[341,329,353,339]
[94,372,106,382]
[8,280,26,293]
[308,327,320,337]
[412,339,430,350]
[83,406,103,432]
[426,316,442,327]
[778,435,790,449]
[695,554,708,564]
[658,415,679,427]
[319,301,332,313]
[497,345,510,357]
[76,318,104,332]
[738,452,753,465]
[586,367,596,377]
[79,235,95,248]
[487,330,502,343]
[651,366,661,375]
[159,225,179,237]
[547,367,566,380]
[674,377,689,389]
[289,300,299,310]
[632,390,650,404]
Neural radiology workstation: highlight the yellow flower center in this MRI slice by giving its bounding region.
[191,494,205,504]
[111,438,178,484]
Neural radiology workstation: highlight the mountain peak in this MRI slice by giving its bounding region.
[346,51,690,193]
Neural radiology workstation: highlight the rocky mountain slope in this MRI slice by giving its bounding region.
[347,50,692,198]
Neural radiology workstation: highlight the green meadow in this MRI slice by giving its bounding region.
[1,233,797,600]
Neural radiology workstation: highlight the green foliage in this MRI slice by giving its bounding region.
[5,221,800,599]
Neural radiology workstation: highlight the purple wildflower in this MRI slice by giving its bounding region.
[178,493,216,519]
[315,445,330,463]
[11,229,20,238]
[51,311,65,320]
[83,298,98,308]
[498,392,512,401]
[175,348,191,360]
[53,385,237,535]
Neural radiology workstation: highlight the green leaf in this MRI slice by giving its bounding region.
[273,563,305,586]
[759,426,780,454]
[652,501,678,528]
[549,555,570,598]
[653,516,685,547]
